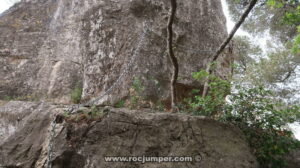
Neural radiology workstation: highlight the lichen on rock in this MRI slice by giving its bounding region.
[0,101,259,168]
[0,0,233,106]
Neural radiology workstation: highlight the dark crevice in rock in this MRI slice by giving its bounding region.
[130,126,140,154]
[187,117,205,148]
[52,151,86,168]
[112,120,158,128]
[30,147,42,168]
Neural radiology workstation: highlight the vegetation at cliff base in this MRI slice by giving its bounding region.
[181,1,300,167]
[184,69,300,167]
[221,86,300,168]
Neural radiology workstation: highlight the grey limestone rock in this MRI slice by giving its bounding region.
[0,0,233,105]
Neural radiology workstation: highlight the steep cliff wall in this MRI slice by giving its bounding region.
[0,0,232,105]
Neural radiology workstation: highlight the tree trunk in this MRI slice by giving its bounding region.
[167,0,179,112]
[202,0,258,97]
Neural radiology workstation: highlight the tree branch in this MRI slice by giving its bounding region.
[202,0,258,97]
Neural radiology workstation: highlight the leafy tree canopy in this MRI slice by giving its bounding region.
[227,0,300,104]
[226,0,299,43]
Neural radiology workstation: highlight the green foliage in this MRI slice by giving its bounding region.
[227,0,300,101]
[129,77,145,109]
[2,95,13,101]
[63,105,104,123]
[221,2,300,166]
[0,94,39,102]
[292,26,300,53]
[233,36,262,74]
[244,48,298,85]
[266,0,300,26]
[184,70,230,117]
[228,0,300,53]
[131,77,145,93]
[63,111,70,118]
[283,6,300,25]
[220,86,300,168]
[70,83,83,104]
[232,35,299,102]
[185,69,300,167]
[90,105,104,118]
[151,101,165,111]
[115,100,125,108]
[266,0,284,8]
[191,69,209,82]
[227,0,299,41]
[266,0,300,54]
[245,127,300,168]
[221,86,300,129]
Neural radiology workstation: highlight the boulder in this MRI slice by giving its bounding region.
[0,101,258,168]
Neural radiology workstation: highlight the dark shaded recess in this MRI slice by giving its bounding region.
[129,0,162,19]
[52,151,86,168]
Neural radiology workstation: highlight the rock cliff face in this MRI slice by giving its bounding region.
[0,0,232,105]
[0,101,258,168]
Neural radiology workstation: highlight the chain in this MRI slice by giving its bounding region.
[46,117,57,168]
[63,22,218,114]
[143,23,215,54]
[83,22,150,107]
[175,44,215,54]
[63,22,150,113]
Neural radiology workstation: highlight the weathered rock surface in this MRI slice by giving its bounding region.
[285,149,300,168]
[0,0,233,105]
[0,101,258,168]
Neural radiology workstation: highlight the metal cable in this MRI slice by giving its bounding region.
[64,22,219,113]
[83,22,150,106]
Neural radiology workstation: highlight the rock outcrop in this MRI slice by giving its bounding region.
[0,101,258,168]
[0,0,233,105]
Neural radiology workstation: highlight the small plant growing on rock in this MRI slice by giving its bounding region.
[70,83,83,104]
[115,100,125,108]
[150,101,165,111]
[127,77,146,109]
[2,95,13,101]
[63,111,70,118]
[90,105,104,118]
[63,105,105,123]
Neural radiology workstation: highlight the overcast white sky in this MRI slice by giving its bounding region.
[0,0,299,140]
[0,1,15,14]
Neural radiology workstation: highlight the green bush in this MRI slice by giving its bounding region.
[71,83,82,104]
[115,100,125,108]
[129,77,145,109]
[90,105,104,118]
[184,70,230,117]
[220,86,300,168]
[2,95,13,101]
[186,69,300,167]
